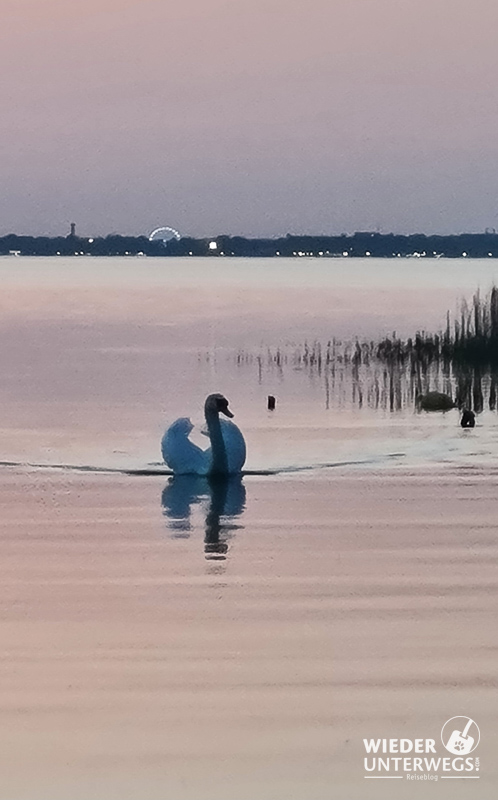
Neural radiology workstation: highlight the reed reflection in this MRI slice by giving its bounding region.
[162,476,246,560]
[228,289,498,415]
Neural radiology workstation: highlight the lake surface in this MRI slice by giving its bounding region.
[0,257,496,798]
[1,256,498,472]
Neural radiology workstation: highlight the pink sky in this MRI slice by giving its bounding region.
[1,0,498,237]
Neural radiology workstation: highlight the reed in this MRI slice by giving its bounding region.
[232,288,498,413]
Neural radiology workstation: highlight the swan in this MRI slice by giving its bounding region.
[161,394,246,475]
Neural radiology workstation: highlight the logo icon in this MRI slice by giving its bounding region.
[441,717,480,755]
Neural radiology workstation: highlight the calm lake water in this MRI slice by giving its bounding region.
[1,255,498,472]
[0,256,496,799]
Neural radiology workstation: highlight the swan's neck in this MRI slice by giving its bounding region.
[205,407,228,475]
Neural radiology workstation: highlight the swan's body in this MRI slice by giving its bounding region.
[162,395,246,475]
[204,418,246,475]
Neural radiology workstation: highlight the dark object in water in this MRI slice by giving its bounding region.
[460,409,476,428]
[267,395,276,411]
[417,391,455,411]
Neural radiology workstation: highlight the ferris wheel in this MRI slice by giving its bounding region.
[148,226,181,243]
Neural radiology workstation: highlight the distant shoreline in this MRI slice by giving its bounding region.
[2,231,498,259]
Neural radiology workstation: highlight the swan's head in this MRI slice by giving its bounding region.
[205,393,234,418]
[168,417,194,436]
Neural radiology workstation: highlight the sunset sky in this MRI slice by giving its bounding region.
[1,0,497,237]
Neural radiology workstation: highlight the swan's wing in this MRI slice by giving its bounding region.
[161,419,210,475]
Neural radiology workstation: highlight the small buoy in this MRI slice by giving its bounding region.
[461,409,476,428]
[267,395,276,411]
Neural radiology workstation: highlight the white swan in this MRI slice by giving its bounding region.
[161,394,246,475]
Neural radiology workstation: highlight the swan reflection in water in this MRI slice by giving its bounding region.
[161,476,246,559]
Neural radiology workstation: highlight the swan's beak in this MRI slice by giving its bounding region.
[216,396,234,418]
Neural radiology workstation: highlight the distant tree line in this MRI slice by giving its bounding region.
[2,231,498,258]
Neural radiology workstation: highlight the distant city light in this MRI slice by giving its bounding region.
[209,241,218,250]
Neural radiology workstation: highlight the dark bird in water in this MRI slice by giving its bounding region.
[460,409,476,428]
[417,391,455,411]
